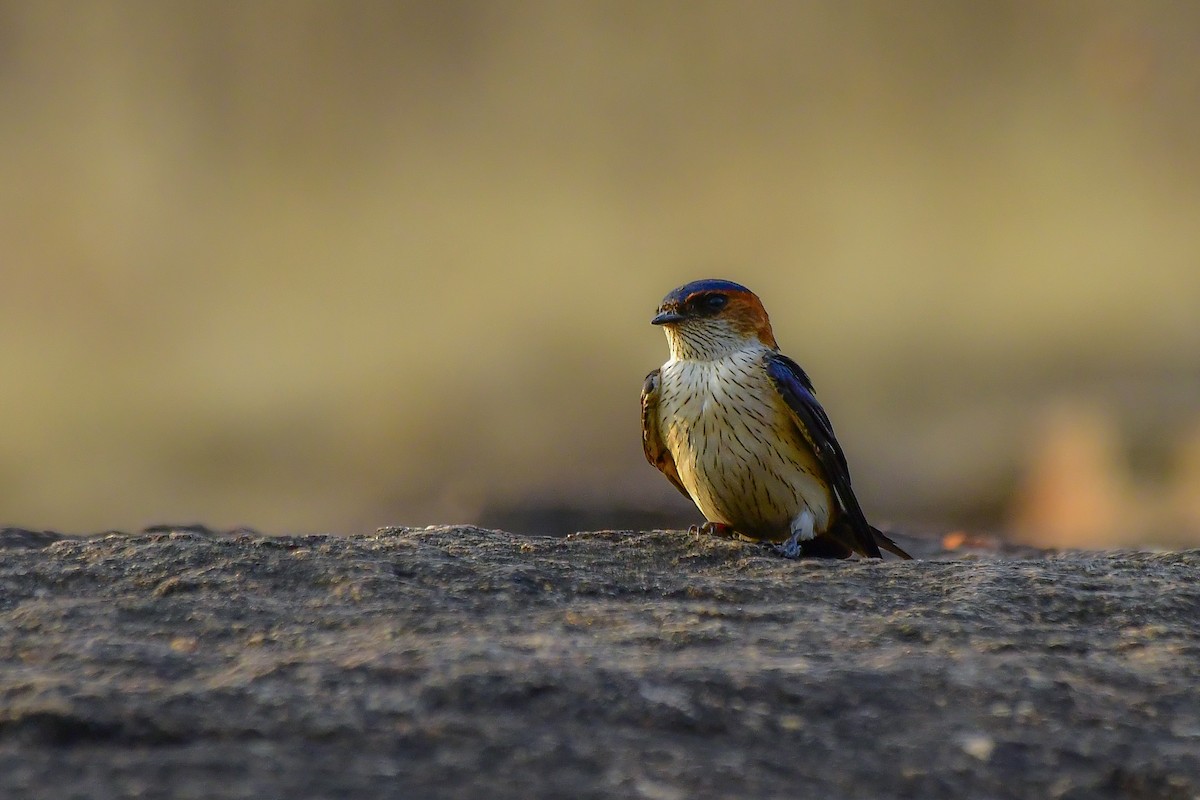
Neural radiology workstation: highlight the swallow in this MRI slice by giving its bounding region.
[641,279,911,559]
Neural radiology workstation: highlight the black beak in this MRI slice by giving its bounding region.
[651,310,686,326]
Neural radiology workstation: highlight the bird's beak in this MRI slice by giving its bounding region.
[651,310,686,326]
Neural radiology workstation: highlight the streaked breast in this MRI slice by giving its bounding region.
[656,349,831,539]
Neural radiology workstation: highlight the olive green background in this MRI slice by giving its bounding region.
[2,2,1198,544]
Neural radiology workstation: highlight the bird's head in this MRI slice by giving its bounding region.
[651,279,778,361]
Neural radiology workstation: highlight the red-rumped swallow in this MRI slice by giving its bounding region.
[642,279,911,559]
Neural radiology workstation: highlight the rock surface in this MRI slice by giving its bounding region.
[1,525,1198,799]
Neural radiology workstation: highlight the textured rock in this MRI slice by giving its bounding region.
[1,526,1198,799]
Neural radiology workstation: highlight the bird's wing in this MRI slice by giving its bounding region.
[641,368,691,501]
[763,352,885,558]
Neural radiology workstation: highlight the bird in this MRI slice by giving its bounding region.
[641,279,911,560]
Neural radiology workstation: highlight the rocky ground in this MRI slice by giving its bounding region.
[1,525,1198,799]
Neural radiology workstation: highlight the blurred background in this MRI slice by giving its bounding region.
[1,1,1198,547]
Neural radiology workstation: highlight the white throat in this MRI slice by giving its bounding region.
[664,324,765,362]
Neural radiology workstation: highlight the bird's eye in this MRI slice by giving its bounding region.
[700,294,728,312]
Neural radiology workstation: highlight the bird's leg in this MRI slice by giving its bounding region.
[775,509,816,558]
[688,521,736,538]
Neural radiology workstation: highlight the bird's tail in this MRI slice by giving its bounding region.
[871,526,913,560]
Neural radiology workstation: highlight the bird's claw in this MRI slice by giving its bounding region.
[688,521,736,538]
[774,532,806,559]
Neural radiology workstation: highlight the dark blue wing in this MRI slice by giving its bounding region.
[763,353,882,558]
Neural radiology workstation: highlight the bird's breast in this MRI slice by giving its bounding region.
[657,351,831,540]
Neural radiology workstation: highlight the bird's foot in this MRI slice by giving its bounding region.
[774,532,807,559]
[688,521,736,539]
[774,509,816,558]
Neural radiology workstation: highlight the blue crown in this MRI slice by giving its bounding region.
[661,279,753,306]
